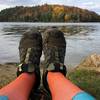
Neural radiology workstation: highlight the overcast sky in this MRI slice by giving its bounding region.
[0,0,100,15]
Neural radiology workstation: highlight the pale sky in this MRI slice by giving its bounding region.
[0,0,100,15]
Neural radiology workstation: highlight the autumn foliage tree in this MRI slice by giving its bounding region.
[0,4,100,22]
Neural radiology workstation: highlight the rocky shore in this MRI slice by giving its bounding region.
[0,63,16,88]
[68,53,100,100]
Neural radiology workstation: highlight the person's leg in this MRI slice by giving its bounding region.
[47,72,81,100]
[47,72,95,100]
[42,28,95,100]
[0,29,42,100]
[0,73,36,100]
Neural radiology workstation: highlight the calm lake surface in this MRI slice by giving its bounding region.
[0,22,100,67]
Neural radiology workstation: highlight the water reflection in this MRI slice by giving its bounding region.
[3,25,96,36]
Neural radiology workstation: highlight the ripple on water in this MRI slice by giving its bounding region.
[0,22,100,67]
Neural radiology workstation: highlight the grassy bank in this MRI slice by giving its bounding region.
[68,69,100,100]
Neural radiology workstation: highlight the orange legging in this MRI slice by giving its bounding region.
[47,72,82,100]
[0,72,95,100]
[0,73,36,100]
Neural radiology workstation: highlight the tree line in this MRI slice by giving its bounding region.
[0,4,100,22]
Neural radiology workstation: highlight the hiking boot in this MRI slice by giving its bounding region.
[17,29,42,89]
[42,28,67,92]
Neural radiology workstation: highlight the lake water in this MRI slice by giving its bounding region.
[0,22,100,67]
